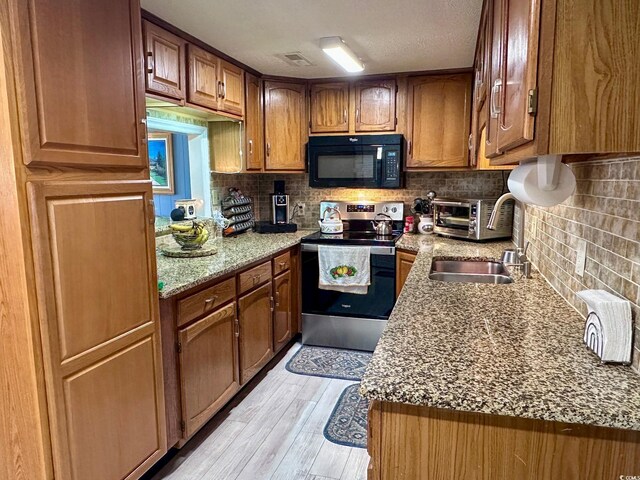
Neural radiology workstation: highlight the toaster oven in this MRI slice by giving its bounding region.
[432,198,514,241]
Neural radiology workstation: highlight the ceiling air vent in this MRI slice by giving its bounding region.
[279,52,314,67]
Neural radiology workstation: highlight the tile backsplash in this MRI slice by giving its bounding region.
[518,157,640,372]
[212,171,507,229]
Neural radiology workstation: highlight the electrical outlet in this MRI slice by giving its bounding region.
[297,203,306,216]
[575,239,587,277]
[211,190,220,205]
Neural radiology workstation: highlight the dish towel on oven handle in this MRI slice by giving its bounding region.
[318,245,371,295]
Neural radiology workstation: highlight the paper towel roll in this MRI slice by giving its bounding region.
[508,161,576,207]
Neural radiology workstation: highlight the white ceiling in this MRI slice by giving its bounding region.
[141,0,483,78]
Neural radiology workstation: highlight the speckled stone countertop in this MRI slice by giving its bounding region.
[361,233,640,431]
[156,230,311,298]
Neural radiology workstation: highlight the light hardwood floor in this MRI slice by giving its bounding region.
[150,342,368,480]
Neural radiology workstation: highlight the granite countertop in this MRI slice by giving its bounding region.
[361,233,640,432]
[156,230,311,298]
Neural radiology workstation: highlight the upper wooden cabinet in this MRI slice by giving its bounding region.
[143,20,186,102]
[10,0,147,169]
[310,82,350,133]
[480,0,640,165]
[354,79,397,132]
[244,73,264,171]
[264,81,308,171]
[406,74,472,169]
[187,44,245,117]
[218,60,244,116]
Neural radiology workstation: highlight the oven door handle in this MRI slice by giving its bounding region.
[301,244,396,256]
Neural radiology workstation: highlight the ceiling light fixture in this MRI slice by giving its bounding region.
[319,36,364,73]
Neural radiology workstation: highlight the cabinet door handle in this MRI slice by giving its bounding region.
[147,199,155,225]
[146,52,154,74]
[490,78,502,119]
[275,291,280,307]
[468,133,473,151]
[222,82,226,99]
[248,139,253,155]
[343,108,347,123]
[266,143,271,157]
[270,296,275,312]
[234,319,239,338]
[355,108,360,123]
[407,140,412,155]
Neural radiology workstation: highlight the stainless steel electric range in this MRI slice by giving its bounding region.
[301,200,404,351]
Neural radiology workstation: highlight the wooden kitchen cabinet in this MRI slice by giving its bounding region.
[143,20,186,102]
[396,250,417,297]
[244,73,264,171]
[273,271,293,353]
[354,79,397,132]
[310,82,350,133]
[218,59,244,116]
[187,44,221,111]
[406,74,472,169]
[27,180,166,480]
[264,80,308,171]
[238,282,275,384]
[178,303,240,438]
[10,0,148,169]
[479,0,640,165]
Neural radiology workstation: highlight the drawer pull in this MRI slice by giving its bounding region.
[278,262,287,267]
[252,274,262,285]
[204,296,217,305]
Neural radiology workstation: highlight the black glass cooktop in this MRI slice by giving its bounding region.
[301,230,403,246]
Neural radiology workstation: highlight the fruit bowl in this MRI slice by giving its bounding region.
[170,221,210,250]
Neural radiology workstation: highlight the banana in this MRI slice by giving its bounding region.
[170,223,194,233]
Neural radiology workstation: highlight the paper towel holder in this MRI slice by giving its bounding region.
[508,154,576,207]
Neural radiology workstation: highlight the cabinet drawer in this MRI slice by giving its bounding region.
[238,261,272,295]
[273,250,291,275]
[177,277,236,327]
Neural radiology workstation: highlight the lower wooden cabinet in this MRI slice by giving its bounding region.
[238,281,274,384]
[178,302,240,438]
[396,250,417,297]
[273,271,293,352]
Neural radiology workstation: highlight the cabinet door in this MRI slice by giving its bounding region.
[354,79,397,132]
[486,0,504,158]
[264,81,307,171]
[143,20,186,101]
[406,74,472,168]
[187,44,220,110]
[27,180,165,480]
[219,60,244,116]
[10,0,147,168]
[245,73,264,171]
[474,3,491,112]
[497,0,540,152]
[273,271,292,353]
[238,282,274,384]
[310,82,349,133]
[178,303,240,438]
[396,251,416,297]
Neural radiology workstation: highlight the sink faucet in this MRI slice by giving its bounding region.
[487,192,532,278]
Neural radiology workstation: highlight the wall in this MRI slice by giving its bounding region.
[153,133,192,216]
[518,157,640,373]
[212,171,508,228]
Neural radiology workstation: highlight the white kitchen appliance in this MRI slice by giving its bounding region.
[576,289,632,364]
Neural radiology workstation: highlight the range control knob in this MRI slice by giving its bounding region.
[383,206,389,213]
[391,207,398,213]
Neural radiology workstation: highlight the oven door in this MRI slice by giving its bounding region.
[433,201,472,236]
[308,144,383,188]
[301,244,396,319]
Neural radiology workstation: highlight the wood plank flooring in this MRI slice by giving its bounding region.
[151,342,368,480]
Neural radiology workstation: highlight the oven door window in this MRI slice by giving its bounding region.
[434,205,471,231]
[310,146,382,187]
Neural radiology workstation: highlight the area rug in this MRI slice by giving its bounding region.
[324,384,370,448]
[285,345,372,381]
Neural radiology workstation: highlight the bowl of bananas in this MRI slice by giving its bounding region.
[170,221,210,250]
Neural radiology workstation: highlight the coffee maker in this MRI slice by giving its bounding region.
[270,180,290,224]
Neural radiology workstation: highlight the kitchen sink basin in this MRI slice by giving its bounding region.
[429,259,513,284]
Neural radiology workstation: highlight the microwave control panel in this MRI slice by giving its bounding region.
[384,150,399,180]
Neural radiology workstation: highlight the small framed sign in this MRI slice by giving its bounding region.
[149,132,174,194]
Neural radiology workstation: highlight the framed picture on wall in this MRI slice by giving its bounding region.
[149,132,175,194]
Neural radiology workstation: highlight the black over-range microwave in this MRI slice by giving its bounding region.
[307,134,403,188]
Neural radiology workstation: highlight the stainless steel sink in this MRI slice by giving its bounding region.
[429,259,513,284]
